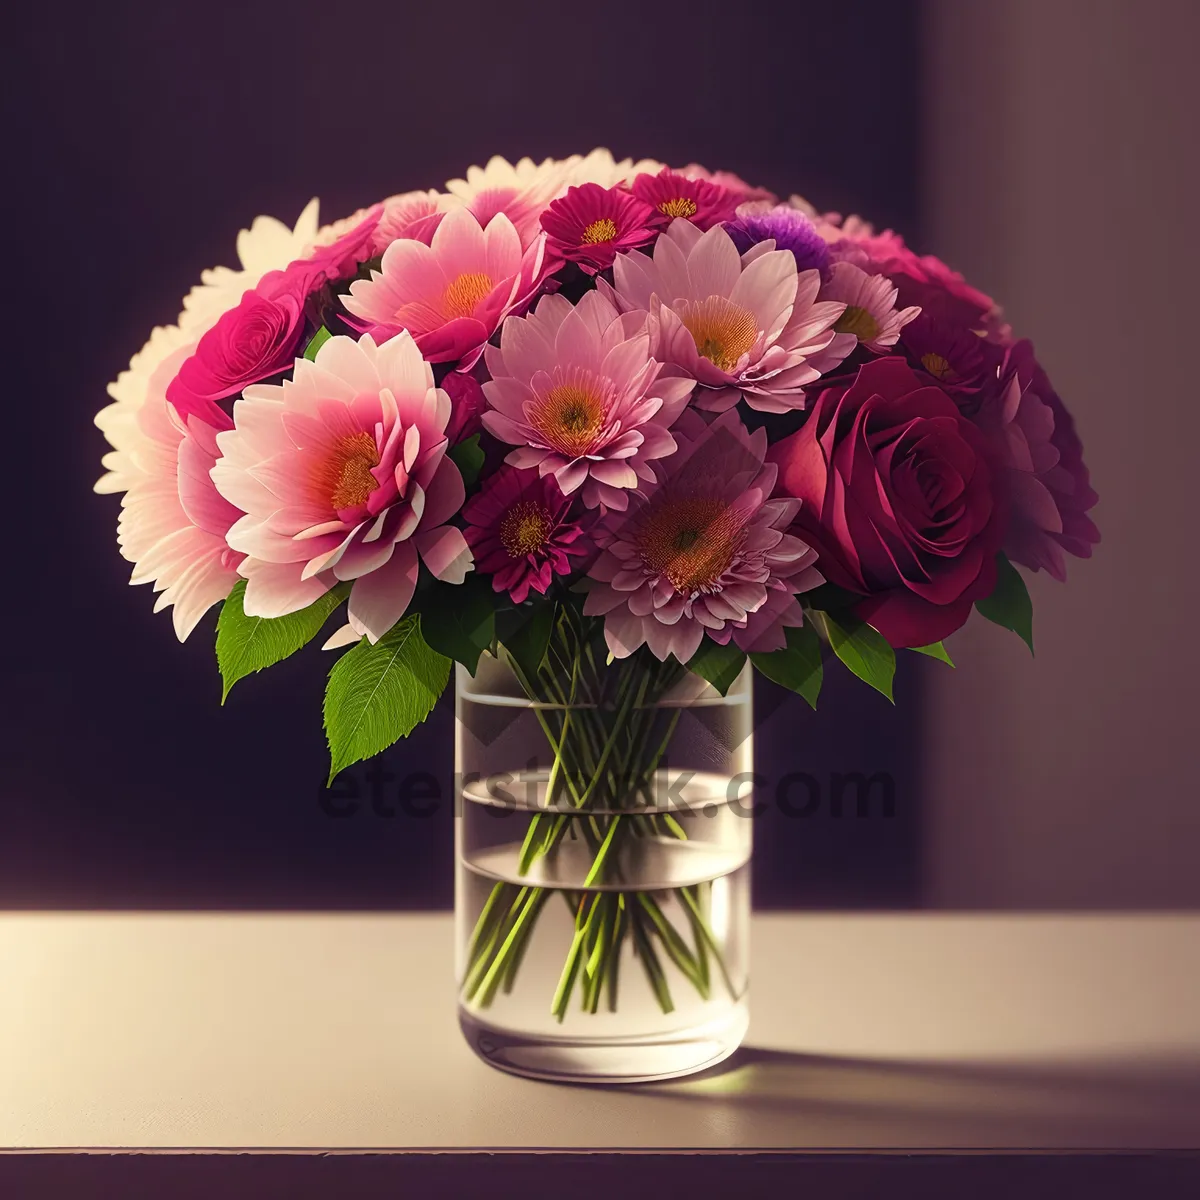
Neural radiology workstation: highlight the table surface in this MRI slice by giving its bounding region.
[1,912,1198,1153]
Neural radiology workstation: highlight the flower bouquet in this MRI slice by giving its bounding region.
[96,150,1099,1082]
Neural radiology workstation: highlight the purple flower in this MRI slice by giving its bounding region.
[724,204,831,278]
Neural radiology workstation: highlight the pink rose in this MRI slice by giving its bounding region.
[167,210,382,428]
[442,369,485,444]
[769,357,1006,647]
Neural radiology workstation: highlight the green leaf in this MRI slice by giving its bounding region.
[216,580,347,702]
[911,641,955,666]
[820,611,896,703]
[413,574,495,674]
[303,326,332,361]
[750,622,824,709]
[496,600,555,681]
[975,553,1034,654]
[323,614,450,783]
[447,434,485,488]
[687,639,747,697]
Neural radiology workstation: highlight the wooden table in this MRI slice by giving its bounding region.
[2,912,1197,1195]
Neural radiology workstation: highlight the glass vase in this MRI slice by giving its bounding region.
[454,613,753,1084]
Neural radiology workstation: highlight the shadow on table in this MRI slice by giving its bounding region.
[614,1045,1200,1146]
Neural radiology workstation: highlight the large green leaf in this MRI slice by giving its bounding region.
[216,580,347,702]
[323,614,450,783]
[820,611,896,703]
[447,434,485,488]
[750,622,824,709]
[910,641,955,666]
[413,574,495,674]
[496,600,555,682]
[687,639,747,697]
[975,553,1034,654]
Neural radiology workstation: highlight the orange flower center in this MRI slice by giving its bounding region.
[680,296,759,373]
[499,500,553,558]
[321,431,380,510]
[637,495,745,595]
[920,351,955,381]
[580,217,619,244]
[835,304,882,343]
[658,197,698,219]
[531,375,606,458]
[442,272,494,319]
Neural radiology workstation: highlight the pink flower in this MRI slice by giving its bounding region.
[371,189,455,250]
[96,333,244,639]
[631,169,741,231]
[820,261,920,353]
[463,467,590,603]
[584,409,823,662]
[899,311,1001,402]
[211,332,472,642]
[445,155,570,248]
[539,183,657,274]
[604,219,851,414]
[481,290,695,510]
[974,341,1100,581]
[342,207,547,369]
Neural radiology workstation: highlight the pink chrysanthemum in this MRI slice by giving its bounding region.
[820,261,920,353]
[481,290,695,510]
[604,220,851,414]
[583,409,823,661]
[539,183,657,274]
[463,467,590,603]
[631,169,741,231]
[445,155,569,248]
[211,332,472,642]
[342,207,547,368]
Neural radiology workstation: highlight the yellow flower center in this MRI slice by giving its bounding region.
[499,501,553,558]
[835,304,882,343]
[637,495,745,595]
[658,197,698,219]
[680,296,759,373]
[580,217,619,244]
[321,431,380,510]
[531,376,606,458]
[920,351,955,381]
[442,272,494,320]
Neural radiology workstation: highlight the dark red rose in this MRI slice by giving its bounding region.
[768,357,1006,647]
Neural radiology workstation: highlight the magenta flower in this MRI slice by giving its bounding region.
[678,164,777,205]
[482,290,694,510]
[539,183,657,274]
[631,169,741,232]
[342,207,548,368]
[463,467,590,604]
[900,311,1001,403]
[442,370,486,445]
[584,409,823,662]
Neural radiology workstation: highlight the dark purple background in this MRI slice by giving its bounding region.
[3,0,924,909]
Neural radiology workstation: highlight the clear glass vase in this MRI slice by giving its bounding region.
[455,616,753,1084]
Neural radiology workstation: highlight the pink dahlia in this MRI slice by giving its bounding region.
[342,206,547,368]
[481,290,695,510]
[211,332,472,641]
[974,341,1100,581]
[820,261,920,353]
[584,409,823,661]
[631,169,741,231]
[445,155,569,248]
[539,183,657,274]
[463,467,589,603]
[604,219,851,414]
[96,333,243,639]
